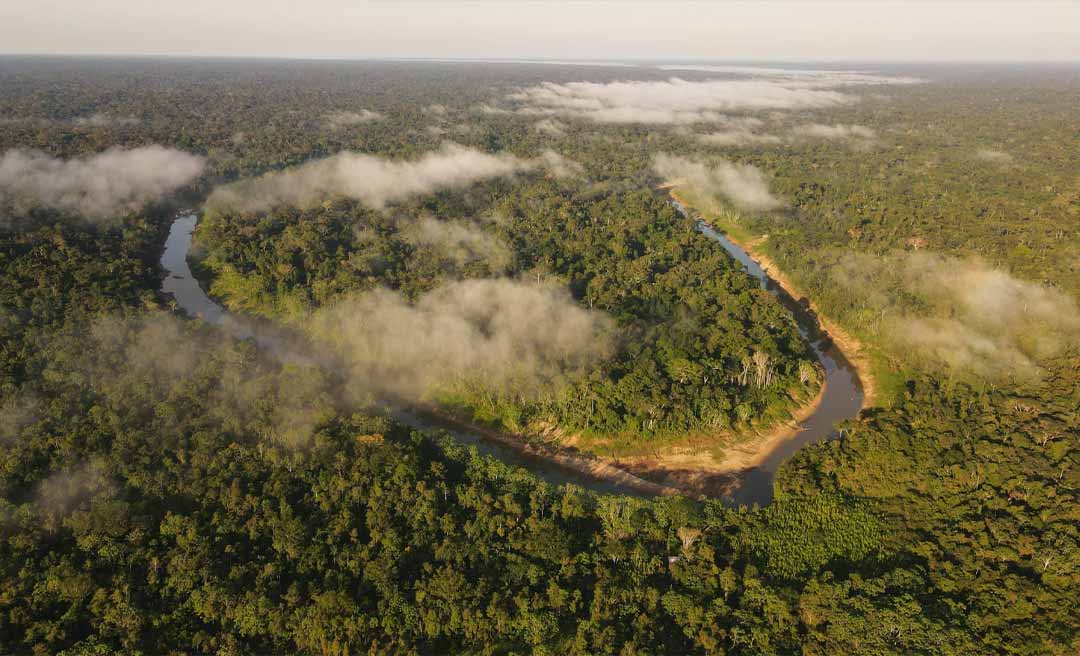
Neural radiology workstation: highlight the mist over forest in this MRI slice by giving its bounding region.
[0,54,1077,655]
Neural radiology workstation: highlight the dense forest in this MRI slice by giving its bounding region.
[195,183,814,448]
[0,57,1077,654]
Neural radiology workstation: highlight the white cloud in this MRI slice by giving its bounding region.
[834,251,1080,379]
[699,129,782,147]
[73,113,141,127]
[324,110,384,129]
[535,149,583,178]
[509,78,859,124]
[424,58,638,68]
[0,146,205,222]
[534,118,567,136]
[505,68,921,125]
[207,143,579,213]
[310,278,614,401]
[477,103,513,115]
[654,65,924,87]
[400,217,511,273]
[654,154,784,211]
[974,149,1014,165]
[792,123,877,141]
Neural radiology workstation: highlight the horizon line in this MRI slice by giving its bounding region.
[1,53,1080,66]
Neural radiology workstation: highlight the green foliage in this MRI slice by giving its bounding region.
[739,494,884,580]
[1,58,1078,655]
[0,215,165,392]
[196,183,813,447]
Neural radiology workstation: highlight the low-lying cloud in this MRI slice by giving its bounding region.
[73,113,141,128]
[509,78,856,124]
[309,278,614,402]
[699,129,782,147]
[400,217,512,273]
[207,144,579,213]
[654,65,924,88]
[324,109,384,129]
[503,65,921,126]
[535,150,583,178]
[534,118,567,136]
[975,149,1014,165]
[696,116,781,147]
[38,288,612,448]
[654,154,784,211]
[0,146,206,222]
[73,313,339,449]
[832,251,1080,379]
[0,394,38,445]
[792,123,877,141]
[35,460,113,518]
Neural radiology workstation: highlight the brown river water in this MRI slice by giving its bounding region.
[161,207,864,506]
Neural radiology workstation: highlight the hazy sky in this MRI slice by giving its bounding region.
[2,1,1078,62]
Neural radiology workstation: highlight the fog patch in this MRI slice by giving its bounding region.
[400,217,512,273]
[832,251,1080,379]
[699,129,782,147]
[309,278,614,402]
[975,149,1014,165]
[324,109,384,129]
[0,146,206,222]
[505,66,922,125]
[0,394,39,445]
[508,78,860,125]
[654,65,924,87]
[56,313,340,449]
[793,123,877,142]
[654,154,784,211]
[477,103,513,115]
[35,460,113,517]
[536,149,583,178]
[207,144,577,213]
[534,118,567,136]
[73,113,141,128]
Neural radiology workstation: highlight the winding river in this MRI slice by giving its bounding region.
[684,203,864,505]
[161,214,643,496]
[161,206,864,506]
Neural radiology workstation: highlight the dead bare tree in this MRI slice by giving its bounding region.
[752,351,774,388]
[1036,433,1060,447]
[738,356,752,386]
[677,526,702,554]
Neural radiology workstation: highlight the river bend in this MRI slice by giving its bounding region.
[161,207,864,506]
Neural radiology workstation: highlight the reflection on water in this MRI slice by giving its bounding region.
[161,215,225,325]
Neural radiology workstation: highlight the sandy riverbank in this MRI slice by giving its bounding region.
[409,405,683,497]
[415,185,877,500]
[164,194,874,502]
[669,188,878,409]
